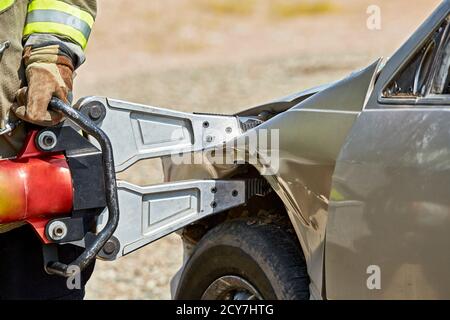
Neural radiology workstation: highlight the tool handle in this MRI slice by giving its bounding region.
[45,97,120,277]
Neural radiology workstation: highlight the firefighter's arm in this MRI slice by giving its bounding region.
[12,0,97,126]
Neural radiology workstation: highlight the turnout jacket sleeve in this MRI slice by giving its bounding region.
[22,0,97,67]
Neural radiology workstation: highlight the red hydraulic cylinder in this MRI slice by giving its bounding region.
[0,132,73,224]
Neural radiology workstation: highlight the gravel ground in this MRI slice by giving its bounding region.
[80,0,440,299]
[85,234,182,300]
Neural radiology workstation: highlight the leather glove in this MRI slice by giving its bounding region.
[12,44,74,126]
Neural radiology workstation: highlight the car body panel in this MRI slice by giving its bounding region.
[326,109,450,299]
[169,0,450,300]
[235,82,335,118]
[250,59,381,297]
[326,0,450,299]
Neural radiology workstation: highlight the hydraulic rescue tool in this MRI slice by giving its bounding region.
[0,96,261,276]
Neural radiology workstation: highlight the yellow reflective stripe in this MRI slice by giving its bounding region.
[27,10,92,39]
[27,0,94,27]
[0,0,14,11]
[23,22,88,49]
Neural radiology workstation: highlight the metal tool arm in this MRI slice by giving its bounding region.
[45,98,120,277]
[41,96,262,272]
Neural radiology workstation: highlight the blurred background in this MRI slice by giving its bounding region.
[80,0,442,299]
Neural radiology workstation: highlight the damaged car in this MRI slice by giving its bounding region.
[163,0,450,300]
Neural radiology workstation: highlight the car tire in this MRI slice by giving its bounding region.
[174,219,310,300]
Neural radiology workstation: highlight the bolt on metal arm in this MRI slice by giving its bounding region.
[0,41,10,57]
[45,97,120,277]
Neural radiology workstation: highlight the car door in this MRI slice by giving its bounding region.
[326,1,450,299]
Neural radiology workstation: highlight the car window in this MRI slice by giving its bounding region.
[431,28,450,94]
[383,19,450,99]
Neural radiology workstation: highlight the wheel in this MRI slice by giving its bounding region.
[175,219,310,300]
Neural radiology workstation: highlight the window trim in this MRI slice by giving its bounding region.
[380,94,450,107]
[379,17,450,107]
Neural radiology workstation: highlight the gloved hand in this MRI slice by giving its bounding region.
[12,44,74,126]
